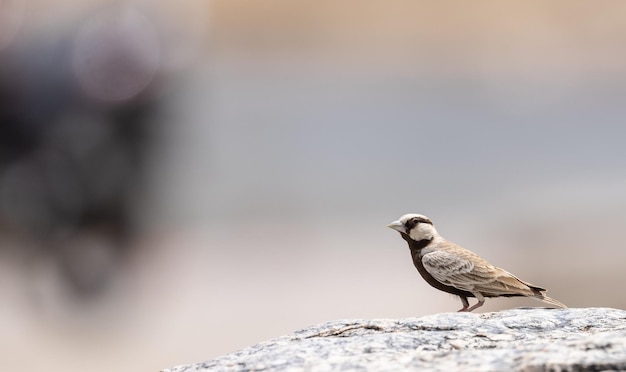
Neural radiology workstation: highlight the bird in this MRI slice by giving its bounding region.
[387,213,566,312]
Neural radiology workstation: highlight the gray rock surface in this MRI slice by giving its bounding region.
[164,308,626,371]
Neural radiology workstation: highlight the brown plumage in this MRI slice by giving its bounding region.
[387,213,566,312]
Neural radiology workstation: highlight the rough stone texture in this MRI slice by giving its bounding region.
[164,308,626,371]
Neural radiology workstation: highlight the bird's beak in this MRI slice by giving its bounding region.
[387,220,406,233]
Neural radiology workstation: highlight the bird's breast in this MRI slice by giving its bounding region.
[408,244,474,298]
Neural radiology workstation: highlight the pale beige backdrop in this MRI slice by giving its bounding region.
[1,1,626,372]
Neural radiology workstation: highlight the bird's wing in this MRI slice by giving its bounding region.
[421,249,496,292]
[422,244,535,296]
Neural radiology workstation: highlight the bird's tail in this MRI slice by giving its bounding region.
[531,291,567,308]
[508,276,567,309]
[535,294,567,308]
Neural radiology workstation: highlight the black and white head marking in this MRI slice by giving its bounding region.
[387,213,438,241]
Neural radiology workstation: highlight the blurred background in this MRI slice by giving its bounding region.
[2,0,626,371]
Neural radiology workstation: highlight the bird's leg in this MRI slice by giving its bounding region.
[457,296,470,312]
[465,293,485,312]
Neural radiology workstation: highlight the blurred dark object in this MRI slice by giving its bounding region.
[0,22,158,301]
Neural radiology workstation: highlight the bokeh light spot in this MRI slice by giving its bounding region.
[72,7,160,102]
[0,0,24,51]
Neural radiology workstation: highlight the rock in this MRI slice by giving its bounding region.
[164,308,626,371]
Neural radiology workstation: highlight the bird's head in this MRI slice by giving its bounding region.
[387,213,438,241]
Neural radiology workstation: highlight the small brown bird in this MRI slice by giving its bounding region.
[387,213,566,312]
